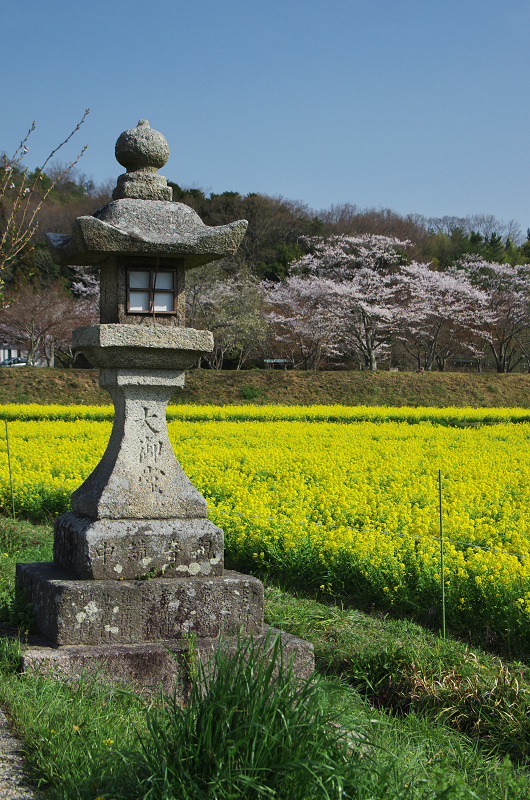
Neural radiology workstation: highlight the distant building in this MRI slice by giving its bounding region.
[0,342,24,362]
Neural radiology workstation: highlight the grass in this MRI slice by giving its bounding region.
[264,585,530,764]
[0,517,52,628]
[86,633,408,800]
[2,517,530,797]
[0,648,148,800]
[0,629,518,800]
[3,367,530,408]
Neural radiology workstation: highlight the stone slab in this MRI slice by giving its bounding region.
[54,513,224,580]
[21,629,315,699]
[16,563,264,647]
[73,324,213,369]
[75,323,213,351]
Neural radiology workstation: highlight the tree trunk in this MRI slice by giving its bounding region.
[44,337,54,367]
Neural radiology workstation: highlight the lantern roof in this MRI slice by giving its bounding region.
[46,120,248,268]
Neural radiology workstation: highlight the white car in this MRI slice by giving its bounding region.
[0,356,28,367]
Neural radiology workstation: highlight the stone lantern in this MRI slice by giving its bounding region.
[17,121,313,689]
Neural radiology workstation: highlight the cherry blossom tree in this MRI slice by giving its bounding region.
[396,263,492,371]
[452,257,530,372]
[0,281,96,366]
[70,265,100,318]
[263,234,522,373]
[265,234,410,370]
[265,276,343,370]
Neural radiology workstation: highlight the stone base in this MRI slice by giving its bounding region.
[21,629,315,699]
[54,512,224,580]
[17,563,264,647]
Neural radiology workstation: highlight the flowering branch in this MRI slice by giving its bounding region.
[0,109,89,279]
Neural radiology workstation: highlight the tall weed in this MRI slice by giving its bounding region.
[93,633,445,799]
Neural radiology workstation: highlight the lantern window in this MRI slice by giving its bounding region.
[127,269,177,314]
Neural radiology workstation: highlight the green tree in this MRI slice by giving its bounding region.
[167,185,324,280]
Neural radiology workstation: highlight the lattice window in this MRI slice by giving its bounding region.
[127,269,178,314]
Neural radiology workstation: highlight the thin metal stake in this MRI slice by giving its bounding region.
[5,420,16,520]
[438,469,446,639]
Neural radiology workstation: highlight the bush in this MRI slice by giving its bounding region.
[239,385,267,401]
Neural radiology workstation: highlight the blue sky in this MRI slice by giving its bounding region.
[3,0,530,233]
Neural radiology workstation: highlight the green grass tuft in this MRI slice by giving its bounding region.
[77,633,462,800]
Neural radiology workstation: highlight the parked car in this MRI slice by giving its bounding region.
[0,356,28,367]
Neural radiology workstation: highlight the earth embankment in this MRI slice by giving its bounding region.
[1,367,530,407]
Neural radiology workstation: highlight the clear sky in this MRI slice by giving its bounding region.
[3,0,529,233]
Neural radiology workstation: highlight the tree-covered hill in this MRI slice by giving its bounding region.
[3,163,529,290]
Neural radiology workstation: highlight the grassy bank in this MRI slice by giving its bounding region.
[2,367,530,407]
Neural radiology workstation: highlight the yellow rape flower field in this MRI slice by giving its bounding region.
[2,405,530,645]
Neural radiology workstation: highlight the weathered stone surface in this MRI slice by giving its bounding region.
[17,563,264,646]
[46,199,248,267]
[114,172,173,202]
[75,324,211,350]
[19,118,314,695]
[46,119,248,269]
[71,368,206,520]
[113,119,172,201]
[115,120,170,172]
[73,324,213,369]
[54,512,224,580]
[21,630,315,698]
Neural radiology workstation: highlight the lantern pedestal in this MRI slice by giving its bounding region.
[71,366,207,521]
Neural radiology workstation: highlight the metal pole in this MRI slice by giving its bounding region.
[438,469,446,639]
[5,420,16,520]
